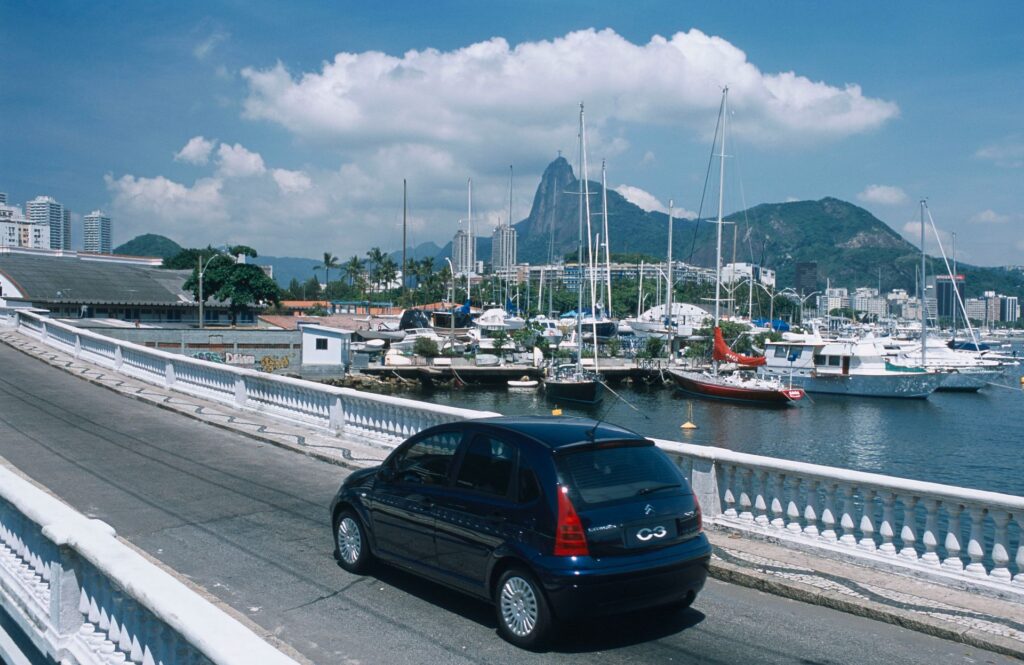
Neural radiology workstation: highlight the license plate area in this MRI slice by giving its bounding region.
[626,520,677,547]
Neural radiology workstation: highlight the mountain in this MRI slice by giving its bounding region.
[113,234,182,259]
[388,241,445,265]
[252,256,322,287]
[499,157,1024,298]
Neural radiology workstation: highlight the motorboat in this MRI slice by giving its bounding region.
[884,337,1005,392]
[626,302,710,339]
[508,375,540,389]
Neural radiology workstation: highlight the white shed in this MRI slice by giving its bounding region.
[300,324,353,367]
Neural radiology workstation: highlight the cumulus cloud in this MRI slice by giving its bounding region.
[105,174,226,225]
[216,143,266,178]
[969,209,1010,224]
[974,140,1024,168]
[272,168,312,194]
[241,28,897,151]
[174,136,216,165]
[616,185,668,213]
[857,184,907,206]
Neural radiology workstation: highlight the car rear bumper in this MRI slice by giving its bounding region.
[536,535,712,619]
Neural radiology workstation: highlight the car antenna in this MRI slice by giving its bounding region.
[587,379,649,441]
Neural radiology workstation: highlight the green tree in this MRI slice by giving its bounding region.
[413,336,440,358]
[163,246,219,270]
[184,256,280,326]
[229,245,259,258]
[490,328,510,359]
[320,252,340,288]
[365,247,386,292]
[343,255,363,288]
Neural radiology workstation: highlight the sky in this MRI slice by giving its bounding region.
[1,1,1022,267]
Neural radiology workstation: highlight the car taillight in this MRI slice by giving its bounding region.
[554,485,589,557]
[695,498,703,534]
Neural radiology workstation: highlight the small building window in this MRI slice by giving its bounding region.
[315,338,328,350]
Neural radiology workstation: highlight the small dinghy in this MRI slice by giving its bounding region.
[507,375,539,389]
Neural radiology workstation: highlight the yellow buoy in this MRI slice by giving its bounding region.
[680,401,698,430]
[1020,376,1024,387]
[551,407,563,416]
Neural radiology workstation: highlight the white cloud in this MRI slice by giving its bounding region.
[105,174,226,226]
[969,209,1009,224]
[616,185,668,213]
[216,143,266,178]
[241,28,897,151]
[194,30,229,61]
[174,136,216,165]
[857,184,907,206]
[272,168,312,194]
[785,196,800,203]
[974,140,1024,168]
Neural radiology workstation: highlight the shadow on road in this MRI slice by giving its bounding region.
[358,560,706,653]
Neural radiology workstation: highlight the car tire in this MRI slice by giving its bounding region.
[333,509,372,574]
[495,567,553,650]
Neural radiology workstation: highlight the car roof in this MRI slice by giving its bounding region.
[465,416,648,450]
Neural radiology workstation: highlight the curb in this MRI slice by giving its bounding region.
[708,551,1024,661]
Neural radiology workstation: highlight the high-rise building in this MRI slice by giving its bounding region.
[491,223,517,272]
[1001,296,1019,323]
[26,196,69,250]
[0,204,50,249]
[795,262,817,295]
[934,274,964,318]
[0,193,7,204]
[451,226,475,276]
[83,210,112,253]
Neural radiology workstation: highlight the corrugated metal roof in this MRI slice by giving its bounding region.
[0,253,199,305]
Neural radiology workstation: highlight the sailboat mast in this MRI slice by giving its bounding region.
[667,200,675,362]
[402,178,407,299]
[467,178,473,304]
[576,104,585,373]
[951,231,957,344]
[920,199,927,366]
[714,87,728,328]
[602,160,612,315]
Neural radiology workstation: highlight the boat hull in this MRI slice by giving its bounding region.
[935,369,1002,392]
[544,378,604,405]
[668,370,802,405]
[760,369,945,398]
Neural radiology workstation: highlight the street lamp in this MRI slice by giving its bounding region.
[781,289,820,325]
[197,253,226,329]
[739,277,777,327]
[444,257,456,355]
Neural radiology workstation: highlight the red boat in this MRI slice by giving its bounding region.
[667,367,805,405]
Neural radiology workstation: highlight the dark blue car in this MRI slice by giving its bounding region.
[329,416,711,649]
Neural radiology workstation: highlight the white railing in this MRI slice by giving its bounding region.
[0,464,299,665]
[4,309,1020,600]
[11,310,499,442]
[657,439,1023,600]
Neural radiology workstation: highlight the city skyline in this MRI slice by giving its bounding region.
[1,2,1021,265]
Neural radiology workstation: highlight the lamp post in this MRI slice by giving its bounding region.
[740,278,776,328]
[784,290,820,325]
[197,253,224,330]
[444,257,456,355]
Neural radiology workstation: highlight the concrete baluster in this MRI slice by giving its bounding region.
[941,503,965,573]
[722,465,737,518]
[1013,516,1024,586]
[786,476,803,533]
[878,491,897,556]
[770,473,785,529]
[989,509,1012,581]
[753,470,770,526]
[898,496,920,561]
[115,345,123,370]
[738,468,754,522]
[75,334,81,359]
[838,483,857,547]
[857,489,877,552]
[965,506,987,577]
[802,479,820,538]
[819,482,838,542]
[234,376,247,408]
[48,544,83,636]
[920,498,941,567]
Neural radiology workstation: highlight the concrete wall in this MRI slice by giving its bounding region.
[300,324,352,367]
[88,327,301,373]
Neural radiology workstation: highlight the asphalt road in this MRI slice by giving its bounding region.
[0,342,1014,665]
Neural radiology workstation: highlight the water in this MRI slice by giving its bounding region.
[407,344,1024,497]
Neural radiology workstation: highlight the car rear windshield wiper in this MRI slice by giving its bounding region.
[637,483,681,496]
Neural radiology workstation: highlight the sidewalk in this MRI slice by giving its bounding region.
[3,328,1022,660]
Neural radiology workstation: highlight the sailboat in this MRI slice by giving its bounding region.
[545,103,604,406]
[667,88,805,406]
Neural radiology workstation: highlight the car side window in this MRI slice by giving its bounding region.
[517,463,541,504]
[392,431,461,485]
[455,434,516,497]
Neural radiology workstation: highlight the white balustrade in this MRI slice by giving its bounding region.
[656,438,1023,600]
[6,310,1021,601]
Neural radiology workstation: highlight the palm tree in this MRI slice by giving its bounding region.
[366,247,386,292]
[343,255,363,287]
[320,252,339,288]
[379,256,398,293]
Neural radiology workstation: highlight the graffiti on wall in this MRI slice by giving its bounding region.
[260,355,291,372]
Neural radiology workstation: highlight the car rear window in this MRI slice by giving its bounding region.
[555,442,684,507]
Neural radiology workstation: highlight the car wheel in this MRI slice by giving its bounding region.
[495,567,553,650]
[334,509,372,574]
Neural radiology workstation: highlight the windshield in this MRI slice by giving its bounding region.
[555,442,685,507]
